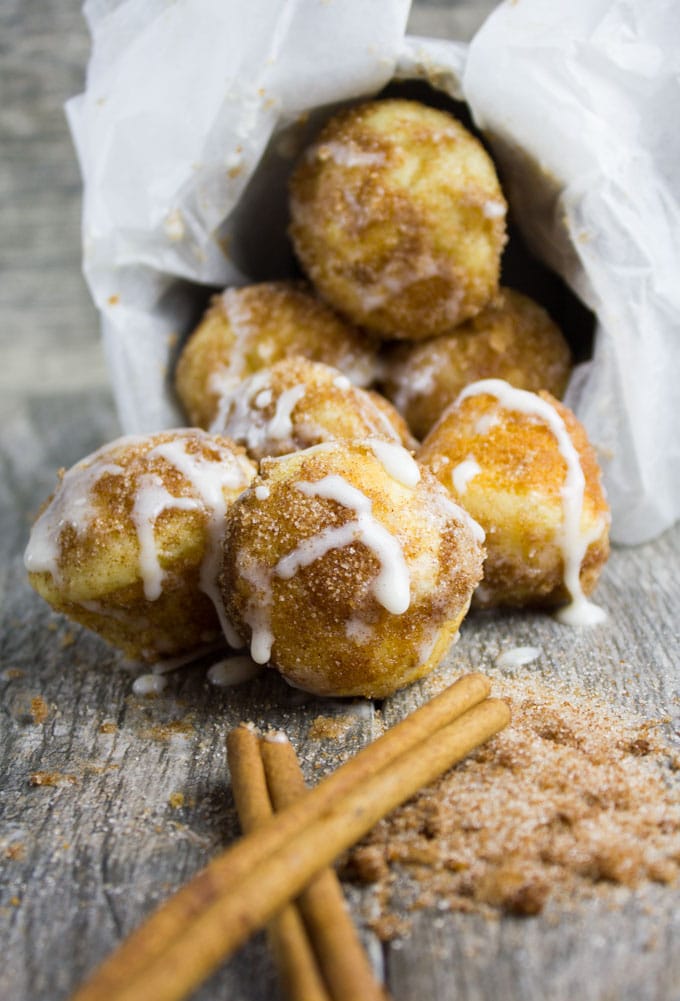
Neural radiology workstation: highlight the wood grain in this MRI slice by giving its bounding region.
[1,2,679,1001]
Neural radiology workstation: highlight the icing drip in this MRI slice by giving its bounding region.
[210,369,270,440]
[131,475,199,600]
[266,384,307,440]
[495,646,541,670]
[24,457,126,581]
[207,655,261,687]
[211,374,306,454]
[149,435,250,647]
[276,475,410,615]
[239,556,274,665]
[132,673,167,696]
[365,438,420,488]
[452,457,481,495]
[458,379,606,624]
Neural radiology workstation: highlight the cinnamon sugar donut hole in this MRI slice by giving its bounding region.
[381,288,573,439]
[175,282,377,428]
[418,380,610,618]
[211,356,416,461]
[24,430,255,662]
[220,441,484,697]
[289,99,507,340]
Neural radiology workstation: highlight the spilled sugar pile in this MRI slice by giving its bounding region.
[343,675,680,931]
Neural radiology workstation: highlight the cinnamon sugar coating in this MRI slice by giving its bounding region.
[289,99,507,340]
[220,442,484,698]
[419,388,610,609]
[381,288,573,439]
[25,431,255,662]
[175,281,378,428]
[211,356,416,461]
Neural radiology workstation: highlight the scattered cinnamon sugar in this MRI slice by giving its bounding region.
[144,718,195,741]
[29,770,79,787]
[308,714,358,740]
[29,695,49,724]
[2,668,24,680]
[4,843,26,862]
[344,676,680,932]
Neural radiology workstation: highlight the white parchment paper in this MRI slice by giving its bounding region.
[67,0,680,544]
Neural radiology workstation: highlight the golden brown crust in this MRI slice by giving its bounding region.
[289,99,507,340]
[175,281,378,427]
[381,288,573,439]
[212,356,416,461]
[418,389,610,609]
[26,430,255,661]
[220,442,484,697]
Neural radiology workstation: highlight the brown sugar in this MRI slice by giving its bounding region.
[344,675,680,931]
[29,695,49,724]
[29,771,79,787]
[308,714,359,740]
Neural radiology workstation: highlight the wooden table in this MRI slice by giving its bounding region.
[2,3,679,1000]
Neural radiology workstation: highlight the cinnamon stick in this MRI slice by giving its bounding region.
[73,691,509,1001]
[261,731,387,1001]
[228,725,331,1001]
[72,673,490,1000]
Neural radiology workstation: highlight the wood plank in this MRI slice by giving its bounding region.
[2,1,679,999]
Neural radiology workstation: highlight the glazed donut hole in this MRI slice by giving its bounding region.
[288,98,507,340]
[220,440,485,698]
[25,430,256,662]
[210,355,416,461]
[174,281,379,428]
[418,381,610,614]
[380,287,573,440]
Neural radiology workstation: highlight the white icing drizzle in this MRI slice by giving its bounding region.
[458,379,606,625]
[266,384,307,440]
[315,141,385,168]
[211,374,306,455]
[495,646,542,670]
[452,457,481,495]
[131,475,200,600]
[239,556,274,664]
[365,402,402,443]
[132,673,167,696]
[475,411,500,435]
[276,475,410,615]
[254,389,272,409]
[365,438,420,488]
[255,485,270,501]
[210,369,270,440]
[24,458,125,581]
[149,435,250,647]
[150,641,225,674]
[333,374,351,390]
[483,199,506,219]
[207,655,261,687]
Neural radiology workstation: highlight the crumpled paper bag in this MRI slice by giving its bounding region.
[67,0,680,545]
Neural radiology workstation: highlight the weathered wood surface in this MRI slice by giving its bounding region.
[2,3,679,1001]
